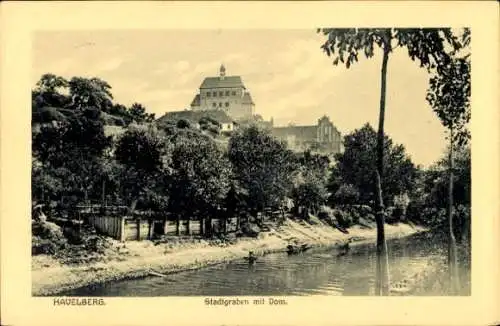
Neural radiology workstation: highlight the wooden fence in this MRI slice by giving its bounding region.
[87,215,126,241]
[84,206,241,241]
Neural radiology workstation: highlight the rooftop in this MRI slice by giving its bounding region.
[272,125,318,140]
[199,76,245,89]
[157,109,235,124]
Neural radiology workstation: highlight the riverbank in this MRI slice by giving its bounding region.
[32,220,426,296]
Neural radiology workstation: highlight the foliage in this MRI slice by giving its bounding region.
[292,178,328,216]
[68,76,113,111]
[328,123,417,205]
[32,107,112,203]
[291,150,330,216]
[32,74,156,126]
[115,126,169,210]
[129,103,156,123]
[169,133,232,223]
[423,145,471,209]
[318,28,462,72]
[332,184,360,206]
[427,56,471,146]
[228,125,298,214]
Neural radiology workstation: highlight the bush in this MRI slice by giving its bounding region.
[32,221,67,255]
[208,126,220,135]
[332,184,360,206]
[240,222,260,238]
[176,119,191,129]
[32,236,59,255]
[332,209,352,229]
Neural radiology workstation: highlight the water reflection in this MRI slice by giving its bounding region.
[62,232,471,296]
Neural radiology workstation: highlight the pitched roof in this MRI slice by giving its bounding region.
[199,76,245,89]
[242,92,254,105]
[191,94,200,106]
[272,125,318,140]
[157,110,235,124]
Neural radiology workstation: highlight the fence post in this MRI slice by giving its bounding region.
[119,216,125,241]
[136,218,140,241]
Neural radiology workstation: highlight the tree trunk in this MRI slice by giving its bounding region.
[223,214,228,234]
[374,44,391,296]
[129,199,138,215]
[448,126,460,294]
[101,179,106,208]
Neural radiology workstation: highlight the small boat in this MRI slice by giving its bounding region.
[243,251,258,264]
[336,239,352,257]
[149,270,168,277]
[287,243,311,255]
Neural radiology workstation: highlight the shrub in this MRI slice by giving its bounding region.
[332,184,360,206]
[176,119,191,129]
[32,221,67,255]
[333,209,352,228]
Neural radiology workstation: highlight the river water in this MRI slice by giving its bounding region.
[64,231,471,296]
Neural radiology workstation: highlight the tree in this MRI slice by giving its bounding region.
[332,184,360,207]
[318,28,463,295]
[129,103,155,123]
[32,107,112,204]
[329,124,417,206]
[427,53,470,294]
[169,134,232,236]
[32,74,72,123]
[32,74,70,109]
[115,125,169,214]
[292,178,328,218]
[228,125,298,218]
[68,77,113,111]
[292,150,330,217]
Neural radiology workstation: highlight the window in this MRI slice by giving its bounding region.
[212,103,216,107]
[225,91,230,96]
[219,102,222,107]
[207,92,211,97]
[231,91,236,96]
[219,91,223,96]
[213,92,217,97]
[225,102,229,107]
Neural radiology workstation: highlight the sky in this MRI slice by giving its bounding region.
[33,29,448,167]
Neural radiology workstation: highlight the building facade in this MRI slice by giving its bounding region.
[190,65,255,120]
[272,116,342,155]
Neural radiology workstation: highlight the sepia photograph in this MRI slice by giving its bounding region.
[1,1,499,326]
[31,28,471,297]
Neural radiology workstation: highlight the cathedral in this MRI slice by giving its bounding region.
[272,116,342,155]
[190,65,255,120]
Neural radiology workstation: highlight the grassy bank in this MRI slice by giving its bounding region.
[32,219,425,296]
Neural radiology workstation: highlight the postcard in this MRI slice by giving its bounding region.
[1,1,499,325]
